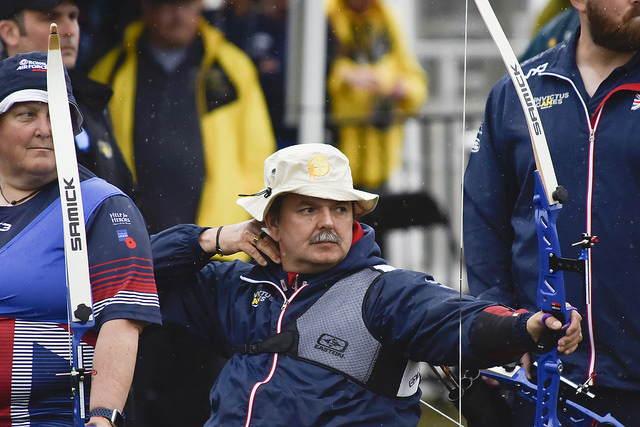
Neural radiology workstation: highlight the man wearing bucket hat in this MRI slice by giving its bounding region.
[151,143,582,426]
[0,51,161,426]
[0,0,136,197]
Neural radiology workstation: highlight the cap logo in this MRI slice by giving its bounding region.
[308,155,330,180]
[17,59,47,72]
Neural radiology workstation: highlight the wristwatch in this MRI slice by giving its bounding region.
[89,408,125,427]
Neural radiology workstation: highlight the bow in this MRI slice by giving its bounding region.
[469,1,620,425]
[48,24,94,426]
[471,1,567,424]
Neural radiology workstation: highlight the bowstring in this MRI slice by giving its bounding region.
[456,0,470,425]
[420,398,465,426]
[420,2,470,425]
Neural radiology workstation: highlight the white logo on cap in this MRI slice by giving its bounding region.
[16,59,47,71]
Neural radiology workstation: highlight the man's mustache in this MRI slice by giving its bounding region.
[309,230,341,244]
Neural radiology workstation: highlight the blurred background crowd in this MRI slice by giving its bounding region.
[0,0,577,425]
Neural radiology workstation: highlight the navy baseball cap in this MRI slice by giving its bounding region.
[0,51,83,134]
[0,0,78,20]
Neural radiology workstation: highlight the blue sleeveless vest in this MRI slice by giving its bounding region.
[235,267,421,398]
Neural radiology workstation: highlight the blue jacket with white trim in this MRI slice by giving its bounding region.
[152,223,537,426]
[464,28,640,391]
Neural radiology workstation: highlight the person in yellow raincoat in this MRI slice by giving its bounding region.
[89,1,275,425]
[90,0,275,234]
[326,0,427,189]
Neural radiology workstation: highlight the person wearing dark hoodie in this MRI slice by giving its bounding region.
[151,143,582,426]
[0,0,135,197]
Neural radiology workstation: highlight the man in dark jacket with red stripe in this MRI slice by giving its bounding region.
[152,143,582,426]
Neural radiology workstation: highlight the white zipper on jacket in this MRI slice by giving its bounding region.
[242,277,309,427]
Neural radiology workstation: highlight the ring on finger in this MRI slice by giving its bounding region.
[253,234,260,246]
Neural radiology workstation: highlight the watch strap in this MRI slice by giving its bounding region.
[89,407,125,427]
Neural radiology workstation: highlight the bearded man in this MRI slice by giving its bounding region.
[464,0,640,423]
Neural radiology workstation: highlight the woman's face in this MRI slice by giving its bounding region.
[0,101,57,187]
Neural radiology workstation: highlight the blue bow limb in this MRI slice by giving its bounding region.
[481,365,623,426]
[533,170,569,426]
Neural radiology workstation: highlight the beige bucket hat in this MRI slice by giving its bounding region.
[237,143,379,221]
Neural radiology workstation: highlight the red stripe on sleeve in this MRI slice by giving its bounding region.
[0,318,16,420]
[483,305,528,317]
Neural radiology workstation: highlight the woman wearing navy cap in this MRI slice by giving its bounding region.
[0,51,161,426]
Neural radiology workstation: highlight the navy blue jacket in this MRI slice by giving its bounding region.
[465,28,640,390]
[152,223,536,426]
